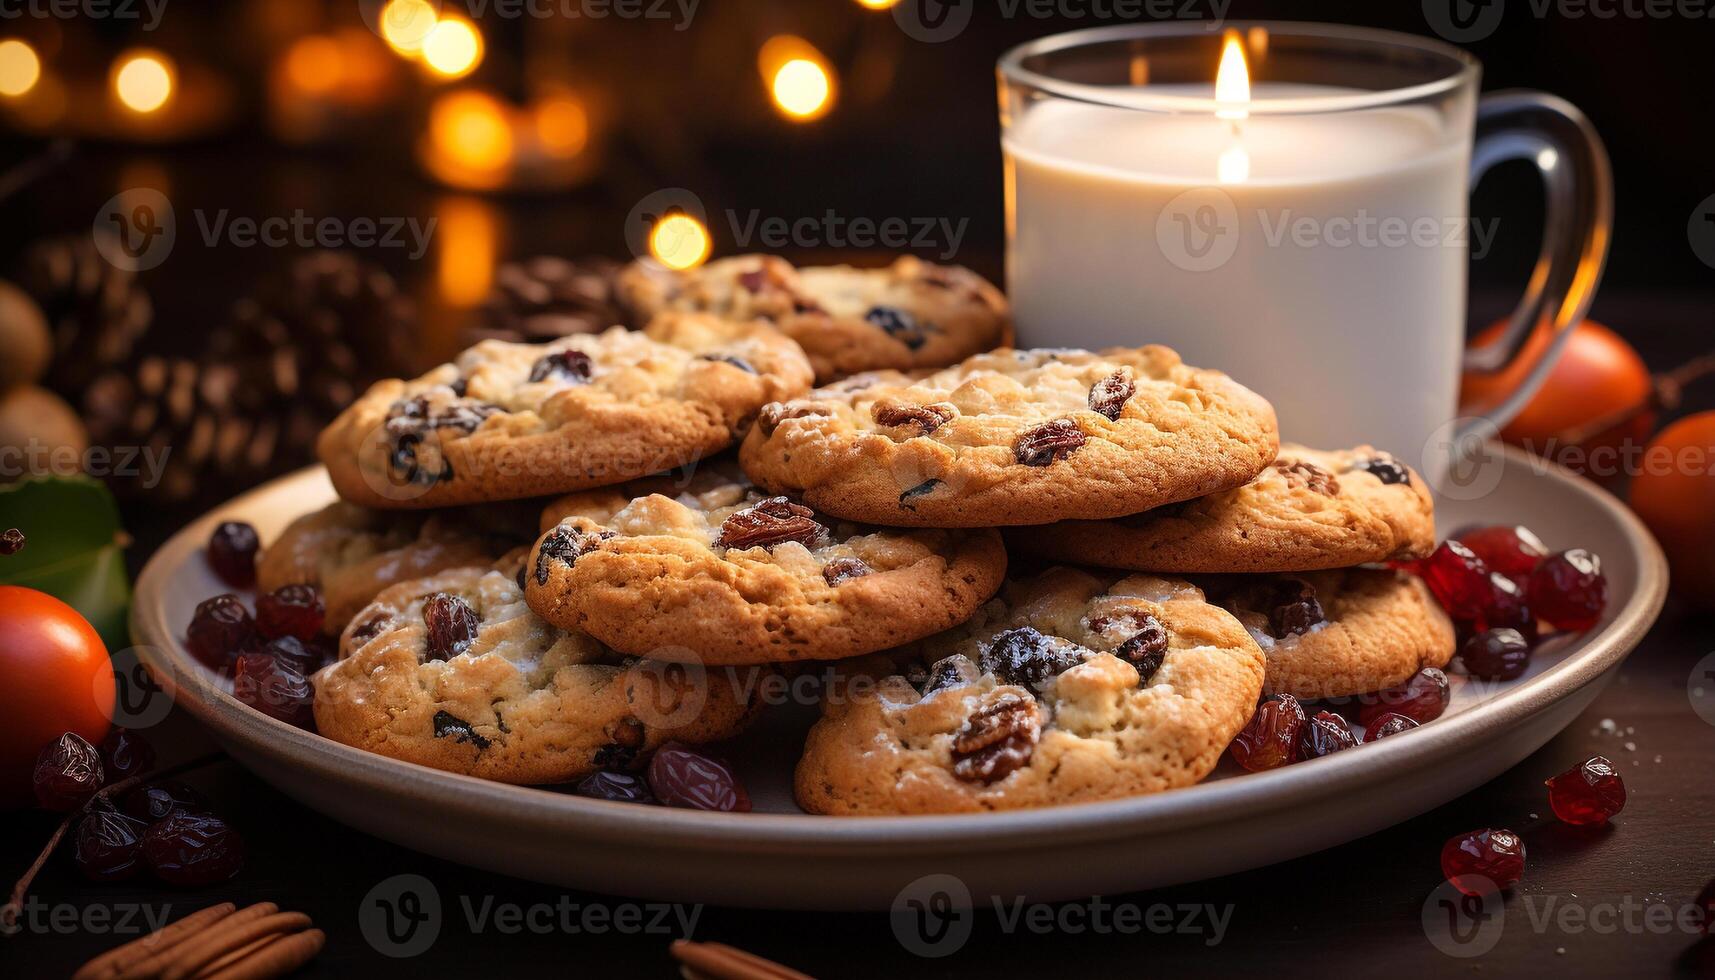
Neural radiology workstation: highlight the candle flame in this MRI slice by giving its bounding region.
[1215,31,1249,122]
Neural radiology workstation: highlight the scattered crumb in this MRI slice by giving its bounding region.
[1624,741,1637,751]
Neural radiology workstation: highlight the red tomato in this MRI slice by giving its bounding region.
[1461,319,1654,482]
[1629,412,1715,609]
[0,586,113,808]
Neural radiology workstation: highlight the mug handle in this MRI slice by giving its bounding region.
[1456,91,1613,440]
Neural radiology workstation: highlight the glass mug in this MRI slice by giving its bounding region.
[998,22,1610,485]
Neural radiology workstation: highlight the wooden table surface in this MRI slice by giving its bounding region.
[5,294,1715,978]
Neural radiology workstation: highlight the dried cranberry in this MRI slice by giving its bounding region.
[950,695,1040,784]
[1544,756,1626,826]
[1412,541,1494,620]
[1475,572,1537,638]
[206,521,259,588]
[1298,710,1357,759]
[1526,549,1608,631]
[981,627,1082,688]
[1228,695,1307,772]
[1013,419,1086,466]
[647,743,751,812]
[75,806,148,882]
[33,732,104,811]
[185,595,257,672]
[122,781,208,822]
[1440,828,1525,896]
[1266,579,1325,638]
[231,651,315,728]
[423,592,480,661]
[1454,525,1548,578]
[98,729,156,782]
[142,811,245,886]
[0,527,23,554]
[1460,628,1532,681]
[573,771,656,805]
[1698,879,1715,933]
[1357,668,1450,727]
[262,635,331,675]
[255,584,325,641]
[1087,371,1135,421]
[1363,712,1420,740]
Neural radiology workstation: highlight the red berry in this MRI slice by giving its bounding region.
[1544,755,1626,825]
[647,743,751,812]
[232,651,315,728]
[1414,541,1495,619]
[121,781,207,822]
[1298,710,1356,760]
[33,732,105,811]
[1454,525,1548,578]
[1228,694,1307,772]
[142,811,245,886]
[1460,628,1532,681]
[1357,668,1450,727]
[574,771,656,804]
[1697,879,1715,933]
[98,729,156,782]
[1475,572,1537,638]
[1363,712,1420,741]
[255,585,324,641]
[1526,549,1608,631]
[206,522,259,589]
[74,805,148,882]
[185,595,257,672]
[1440,828,1525,896]
[259,635,331,675]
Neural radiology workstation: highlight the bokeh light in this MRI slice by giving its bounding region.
[0,40,40,97]
[380,0,438,55]
[649,212,711,271]
[112,50,174,113]
[422,16,482,79]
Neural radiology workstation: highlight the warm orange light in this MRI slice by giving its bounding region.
[0,39,40,97]
[428,90,514,183]
[759,37,833,122]
[649,212,711,271]
[854,0,900,7]
[422,15,482,79]
[283,35,344,96]
[437,196,498,306]
[112,50,174,113]
[380,0,438,55]
[1214,30,1250,121]
[534,94,588,158]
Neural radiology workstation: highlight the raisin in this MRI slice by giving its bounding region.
[1013,418,1085,466]
[232,652,315,728]
[1357,667,1450,726]
[1357,455,1410,486]
[432,710,490,749]
[1298,710,1357,759]
[423,593,479,661]
[1460,627,1532,681]
[872,402,955,434]
[1274,460,1341,496]
[951,695,1040,784]
[757,401,830,435]
[738,267,770,292]
[980,626,1083,688]
[648,743,751,812]
[1087,371,1134,421]
[142,812,245,886]
[186,595,257,673]
[700,353,757,374]
[207,521,259,588]
[717,497,826,550]
[1228,694,1306,772]
[898,479,942,508]
[528,349,594,383]
[535,524,613,584]
[865,306,928,349]
[33,733,105,811]
[1114,615,1169,684]
[349,613,393,646]
[574,771,656,804]
[75,805,148,882]
[822,556,871,586]
[918,655,977,696]
[0,527,23,554]
[1267,579,1325,638]
[593,718,647,771]
[99,729,156,782]
[121,781,207,822]
[255,584,325,641]
[429,401,500,434]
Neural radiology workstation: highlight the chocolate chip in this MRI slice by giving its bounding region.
[980,626,1083,688]
[898,479,942,508]
[431,710,490,750]
[535,524,613,584]
[528,349,594,384]
[1356,455,1411,486]
[865,306,928,350]
[700,353,757,374]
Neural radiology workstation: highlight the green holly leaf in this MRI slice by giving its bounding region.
[0,475,132,650]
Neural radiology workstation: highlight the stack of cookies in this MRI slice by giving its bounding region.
[278,252,1453,816]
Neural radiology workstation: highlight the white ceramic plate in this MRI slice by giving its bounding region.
[132,444,1666,910]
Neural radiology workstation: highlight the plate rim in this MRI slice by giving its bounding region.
[131,446,1668,854]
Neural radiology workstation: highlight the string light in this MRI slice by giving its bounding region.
[283,36,344,96]
[422,15,482,79]
[426,90,513,188]
[649,212,711,271]
[112,50,174,114]
[0,39,39,97]
[758,36,834,122]
[854,0,901,7]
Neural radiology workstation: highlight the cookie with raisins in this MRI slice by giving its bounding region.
[1199,568,1454,699]
[1007,444,1434,572]
[739,345,1279,527]
[521,461,1006,665]
[794,567,1265,814]
[316,314,813,509]
[313,549,761,784]
[616,254,1010,384]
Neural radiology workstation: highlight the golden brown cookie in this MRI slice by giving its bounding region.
[522,461,1007,665]
[739,346,1279,527]
[316,315,813,509]
[616,254,1010,383]
[1006,444,1434,573]
[794,567,1265,814]
[312,551,761,784]
[1201,568,1456,699]
[257,501,539,634]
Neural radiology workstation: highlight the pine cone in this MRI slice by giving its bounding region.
[22,236,153,396]
[462,256,627,346]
